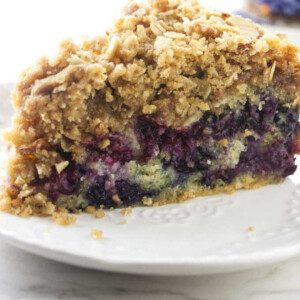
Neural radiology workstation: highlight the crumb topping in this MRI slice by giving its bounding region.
[96,208,105,218]
[142,196,153,205]
[91,229,103,240]
[85,206,96,214]
[247,226,254,232]
[55,161,69,173]
[52,208,77,225]
[121,206,132,216]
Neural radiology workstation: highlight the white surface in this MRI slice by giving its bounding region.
[0,0,298,84]
[1,242,300,300]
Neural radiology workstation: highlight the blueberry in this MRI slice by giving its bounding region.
[85,176,115,208]
[86,135,134,165]
[202,168,237,186]
[136,116,166,162]
[260,96,277,121]
[115,179,155,206]
[202,135,297,186]
[275,105,299,137]
[49,162,84,196]
[239,136,259,163]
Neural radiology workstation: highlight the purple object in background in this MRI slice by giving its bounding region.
[250,0,300,18]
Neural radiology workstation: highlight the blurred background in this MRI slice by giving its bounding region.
[0,0,299,83]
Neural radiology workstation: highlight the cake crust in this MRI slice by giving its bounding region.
[1,0,300,220]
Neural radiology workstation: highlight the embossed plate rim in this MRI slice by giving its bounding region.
[1,175,300,275]
[1,208,300,276]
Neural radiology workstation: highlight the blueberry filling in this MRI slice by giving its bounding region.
[48,162,84,200]
[85,175,115,207]
[274,105,299,137]
[136,95,292,175]
[86,134,134,165]
[83,177,158,208]
[115,180,157,206]
[43,93,299,209]
[202,137,296,186]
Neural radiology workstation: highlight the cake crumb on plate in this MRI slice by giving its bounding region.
[96,208,105,219]
[85,206,96,214]
[121,207,132,216]
[91,229,103,240]
[247,226,254,232]
[52,208,77,226]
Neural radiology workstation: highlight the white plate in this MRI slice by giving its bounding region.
[0,28,299,276]
[0,173,300,275]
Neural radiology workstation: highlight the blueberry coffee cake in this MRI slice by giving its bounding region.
[1,0,300,221]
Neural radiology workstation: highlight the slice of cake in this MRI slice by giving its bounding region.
[1,0,299,219]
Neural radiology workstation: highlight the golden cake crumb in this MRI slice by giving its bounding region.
[244,129,253,137]
[142,196,153,206]
[96,208,105,219]
[247,226,254,232]
[91,229,103,240]
[41,202,56,216]
[99,138,110,149]
[55,161,69,174]
[119,219,127,225]
[112,194,122,206]
[52,208,77,225]
[121,206,132,216]
[218,139,228,147]
[85,206,96,214]
[19,207,32,218]
[199,103,210,111]
[142,104,157,114]
[0,197,12,212]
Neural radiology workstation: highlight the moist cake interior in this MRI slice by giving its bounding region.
[48,90,299,209]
